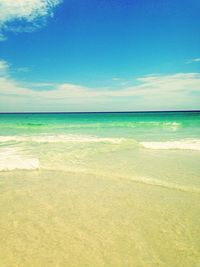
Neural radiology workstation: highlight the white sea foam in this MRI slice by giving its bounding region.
[0,135,125,144]
[141,139,200,151]
[134,121,181,130]
[0,148,40,171]
[137,121,180,126]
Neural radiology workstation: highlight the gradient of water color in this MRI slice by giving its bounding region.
[0,111,200,266]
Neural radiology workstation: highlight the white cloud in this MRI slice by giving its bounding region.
[0,0,62,40]
[0,60,200,112]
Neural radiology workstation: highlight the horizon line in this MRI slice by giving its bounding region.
[0,110,199,115]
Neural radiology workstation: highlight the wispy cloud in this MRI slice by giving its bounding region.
[0,0,62,40]
[16,67,30,73]
[0,59,9,75]
[193,58,200,62]
[0,59,200,112]
[186,58,200,64]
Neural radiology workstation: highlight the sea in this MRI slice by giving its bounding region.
[0,111,199,266]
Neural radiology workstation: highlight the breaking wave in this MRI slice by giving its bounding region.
[0,135,126,144]
[0,121,181,130]
[141,139,200,151]
[1,135,200,151]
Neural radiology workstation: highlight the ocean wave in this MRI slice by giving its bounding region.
[141,139,200,151]
[0,135,125,144]
[134,121,180,126]
[0,148,40,171]
[0,121,181,130]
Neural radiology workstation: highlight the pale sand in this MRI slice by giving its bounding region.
[0,169,199,267]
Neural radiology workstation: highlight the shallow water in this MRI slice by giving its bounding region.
[0,112,200,266]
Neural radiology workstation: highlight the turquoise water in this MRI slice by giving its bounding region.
[0,112,200,266]
[0,111,200,179]
[0,112,200,139]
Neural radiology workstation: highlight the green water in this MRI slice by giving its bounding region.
[0,112,200,266]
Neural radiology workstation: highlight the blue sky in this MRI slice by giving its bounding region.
[0,0,199,111]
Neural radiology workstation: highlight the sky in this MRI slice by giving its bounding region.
[0,0,200,112]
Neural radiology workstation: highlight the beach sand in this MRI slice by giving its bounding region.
[0,169,199,267]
